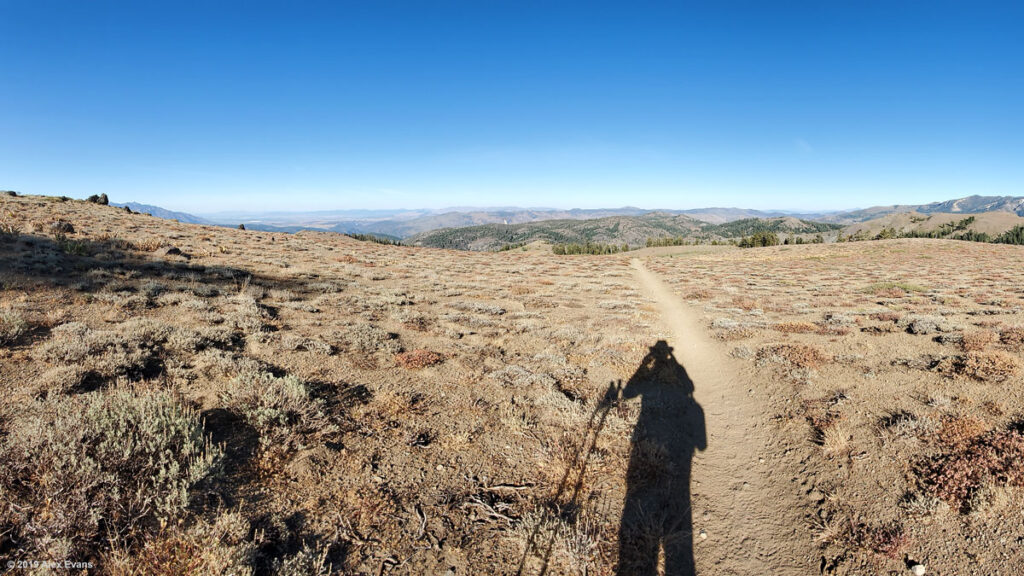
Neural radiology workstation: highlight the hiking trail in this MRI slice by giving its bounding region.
[630,257,810,575]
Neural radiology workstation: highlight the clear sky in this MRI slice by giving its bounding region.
[2,1,1021,214]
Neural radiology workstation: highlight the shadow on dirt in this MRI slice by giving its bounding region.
[618,339,706,576]
[516,340,706,576]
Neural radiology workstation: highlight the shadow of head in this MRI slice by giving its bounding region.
[625,339,695,398]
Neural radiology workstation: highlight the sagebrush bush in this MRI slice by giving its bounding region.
[282,333,334,355]
[450,301,506,315]
[343,323,401,354]
[220,371,337,451]
[0,309,27,345]
[0,221,19,240]
[0,389,220,558]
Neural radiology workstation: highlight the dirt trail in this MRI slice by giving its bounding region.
[630,258,810,575]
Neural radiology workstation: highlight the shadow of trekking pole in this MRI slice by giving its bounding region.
[516,380,622,576]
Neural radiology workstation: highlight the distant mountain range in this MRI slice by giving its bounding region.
[818,195,1024,223]
[112,202,212,225]
[109,195,1024,246]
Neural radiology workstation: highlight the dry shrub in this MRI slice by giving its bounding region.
[343,323,401,354]
[757,343,829,370]
[219,371,337,452]
[136,238,164,252]
[685,288,712,300]
[1000,326,1024,350]
[917,427,1024,513]
[936,351,1021,382]
[774,321,818,334]
[281,334,333,355]
[847,522,909,559]
[0,389,220,559]
[869,312,901,323]
[0,309,27,345]
[730,296,758,311]
[960,330,997,352]
[711,318,758,341]
[395,349,445,369]
[105,512,257,576]
[876,287,907,298]
[934,414,989,448]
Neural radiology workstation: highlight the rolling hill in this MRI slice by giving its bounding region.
[822,195,1024,223]
[409,213,843,250]
[841,210,1024,240]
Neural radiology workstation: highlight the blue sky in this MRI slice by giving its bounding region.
[1,1,1021,214]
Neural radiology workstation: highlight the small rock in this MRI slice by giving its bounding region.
[155,245,182,256]
[49,220,75,234]
[436,464,444,471]
[698,530,707,540]
[910,564,926,576]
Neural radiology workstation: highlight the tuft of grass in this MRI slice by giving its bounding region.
[862,281,927,296]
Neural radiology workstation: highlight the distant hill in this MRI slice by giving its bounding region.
[676,207,830,224]
[116,195,1024,241]
[199,206,824,238]
[822,195,1024,223]
[113,202,210,225]
[324,207,657,238]
[841,211,1024,240]
[408,213,702,250]
[409,213,843,251]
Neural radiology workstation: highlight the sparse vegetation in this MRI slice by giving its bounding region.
[345,232,402,245]
[3,193,1024,573]
[552,241,630,255]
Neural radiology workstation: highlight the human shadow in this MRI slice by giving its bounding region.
[618,340,706,576]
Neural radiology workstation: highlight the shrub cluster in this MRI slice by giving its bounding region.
[917,427,1024,513]
[0,389,220,558]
